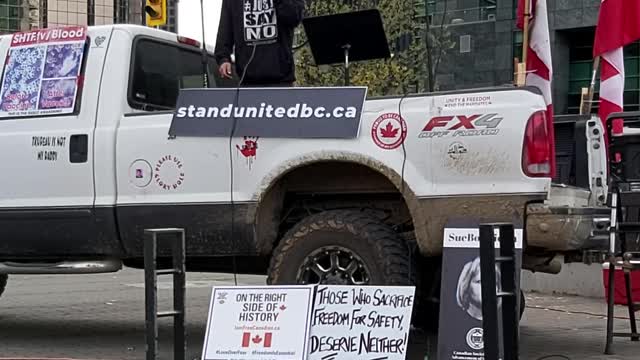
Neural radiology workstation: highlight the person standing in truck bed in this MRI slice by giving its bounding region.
[214,0,305,87]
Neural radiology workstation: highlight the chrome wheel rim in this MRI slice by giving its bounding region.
[296,246,371,285]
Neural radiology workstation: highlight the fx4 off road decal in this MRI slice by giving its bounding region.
[419,114,503,139]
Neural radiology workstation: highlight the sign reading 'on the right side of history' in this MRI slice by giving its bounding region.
[201,285,315,360]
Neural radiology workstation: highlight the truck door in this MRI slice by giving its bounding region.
[113,36,234,257]
[0,27,108,257]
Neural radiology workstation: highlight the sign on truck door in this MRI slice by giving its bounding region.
[0,27,101,256]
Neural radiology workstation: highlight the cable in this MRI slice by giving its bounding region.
[535,356,571,360]
[398,94,408,198]
[228,44,258,286]
[198,0,212,88]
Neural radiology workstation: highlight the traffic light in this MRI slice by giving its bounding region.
[145,0,167,27]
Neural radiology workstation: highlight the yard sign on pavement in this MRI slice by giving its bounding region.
[308,284,415,360]
[201,285,315,360]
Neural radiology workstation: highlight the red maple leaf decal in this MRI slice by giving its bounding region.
[380,122,399,138]
[280,304,287,311]
[252,334,263,344]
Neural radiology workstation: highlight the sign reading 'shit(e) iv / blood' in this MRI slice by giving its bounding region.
[437,221,523,360]
[0,26,87,118]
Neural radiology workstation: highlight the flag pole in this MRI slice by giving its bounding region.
[517,0,531,86]
[580,56,601,115]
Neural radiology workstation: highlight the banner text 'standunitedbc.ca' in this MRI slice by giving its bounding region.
[168,87,367,139]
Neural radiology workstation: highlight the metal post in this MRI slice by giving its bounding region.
[479,224,499,360]
[144,228,186,360]
[173,231,186,360]
[499,224,518,360]
[144,231,158,360]
[343,44,351,86]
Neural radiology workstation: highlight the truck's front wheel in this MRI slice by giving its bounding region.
[267,210,413,287]
[0,274,7,299]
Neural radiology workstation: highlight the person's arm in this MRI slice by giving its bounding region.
[214,0,234,65]
[274,0,305,27]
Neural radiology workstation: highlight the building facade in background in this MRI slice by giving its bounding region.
[2,0,636,116]
[427,0,639,115]
[0,0,176,33]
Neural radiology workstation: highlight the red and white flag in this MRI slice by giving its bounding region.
[593,0,640,136]
[517,0,555,177]
[241,332,272,348]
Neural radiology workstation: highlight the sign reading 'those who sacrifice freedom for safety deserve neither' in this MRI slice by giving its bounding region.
[308,285,415,360]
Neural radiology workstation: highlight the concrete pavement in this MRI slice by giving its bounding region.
[0,268,638,359]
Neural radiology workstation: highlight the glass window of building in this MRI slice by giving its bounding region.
[0,0,24,34]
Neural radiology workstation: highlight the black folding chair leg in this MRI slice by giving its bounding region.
[605,260,617,355]
[624,272,639,341]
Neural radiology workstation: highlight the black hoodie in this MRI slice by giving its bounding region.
[214,0,305,86]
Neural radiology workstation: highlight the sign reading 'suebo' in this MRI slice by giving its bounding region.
[437,222,523,360]
[308,285,415,360]
[201,285,315,360]
[168,87,368,139]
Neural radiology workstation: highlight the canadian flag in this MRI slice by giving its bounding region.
[593,0,640,137]
[241,332,272,348]
[516,0,555,178]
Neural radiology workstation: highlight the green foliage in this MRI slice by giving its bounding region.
[294,0,454,96]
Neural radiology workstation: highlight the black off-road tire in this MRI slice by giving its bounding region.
[0,274,7,299]
[267,209,429,325]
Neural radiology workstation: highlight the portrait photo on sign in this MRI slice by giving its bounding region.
[456,256,502,321]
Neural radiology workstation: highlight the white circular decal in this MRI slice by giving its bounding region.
[129,159,153,188]
[466,327,484,350]
[154,155,185,191]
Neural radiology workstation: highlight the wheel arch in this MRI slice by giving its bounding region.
[248,152,426,255]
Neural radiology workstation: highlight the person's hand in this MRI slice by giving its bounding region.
[219,62,233,79]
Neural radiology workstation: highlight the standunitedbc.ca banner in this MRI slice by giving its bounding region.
[168,87,368,139]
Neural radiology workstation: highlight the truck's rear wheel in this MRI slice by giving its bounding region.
[0,274,7,299]
[267,210,413,287]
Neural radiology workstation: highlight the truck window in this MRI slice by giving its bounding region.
[129,39,217,111]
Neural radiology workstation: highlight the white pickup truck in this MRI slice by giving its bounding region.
[0,25,611,325]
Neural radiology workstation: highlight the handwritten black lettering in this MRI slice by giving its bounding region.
[351,288,372,305]
[372,289,413,308]
[310,335,358,354]
[312,307,351,326]
[350,308,366,330]
[366,311,404,329]
[358,330,407,355]
[316,286,349,305]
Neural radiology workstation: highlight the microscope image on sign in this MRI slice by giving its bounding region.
[456,256,503,321]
